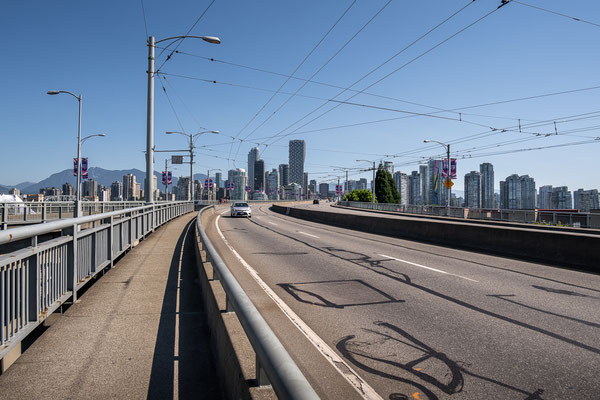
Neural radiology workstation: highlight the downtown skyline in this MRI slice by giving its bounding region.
[1,1,599,193]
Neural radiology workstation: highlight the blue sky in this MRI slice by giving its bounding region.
[1,0,599,192]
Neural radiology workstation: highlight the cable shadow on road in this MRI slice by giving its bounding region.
[337,321,545,400]
[146,218,221,399]
[248,219,600,357]
[264,208,600,294]
[486,294,600,328]
[278,279,403,309]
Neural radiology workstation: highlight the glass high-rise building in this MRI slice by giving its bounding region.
[247,147,259,192]
[464,171,481,208]
[253,159,265,191]
[480,162,494,208]
[278,164,289,186]
[288,140,306,186]
[409,171,420,205]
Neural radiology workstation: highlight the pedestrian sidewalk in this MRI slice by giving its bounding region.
[0,213,221,399]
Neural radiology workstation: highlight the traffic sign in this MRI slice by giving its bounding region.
[444,178,454,189]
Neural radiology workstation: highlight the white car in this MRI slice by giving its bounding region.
[230,202,252,218]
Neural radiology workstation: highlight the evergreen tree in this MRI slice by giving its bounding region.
[375,163,400,203]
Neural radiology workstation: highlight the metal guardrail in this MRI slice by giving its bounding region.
[0,201,193,359]
[195,206,319,400]
[0,201,148,229]
[1,200,307,229]
[338,201,600,229]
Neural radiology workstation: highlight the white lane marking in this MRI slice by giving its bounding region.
[268,221,278,226]
[298,231,320,239]
[216,215,382,400]
[380,254,478,282]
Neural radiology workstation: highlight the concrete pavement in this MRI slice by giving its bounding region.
[208,203,600,400]
[0,213,222,399]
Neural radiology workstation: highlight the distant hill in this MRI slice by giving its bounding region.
[1,167,208,194]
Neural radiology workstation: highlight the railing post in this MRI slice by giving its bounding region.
[42,203,47,223]
[256,355,271,387]
[63,224,78,303]
[28,236,40,322]
[109,215,114,267]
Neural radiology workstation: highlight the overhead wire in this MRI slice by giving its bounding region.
[234,0,393,150]
[259,0,486,149]
[155,0,218,70]
[227,0,359,163]
[512,1,600,29]
[140,0,149,39]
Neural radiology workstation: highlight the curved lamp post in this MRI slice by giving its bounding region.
[424,139,451,215]
[47,90,84,216]
[146,35,220,203]
[165,130,219,200]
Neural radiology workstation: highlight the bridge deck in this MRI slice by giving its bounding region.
[0,213,221,399]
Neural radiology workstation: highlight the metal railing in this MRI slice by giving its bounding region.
[338,201,600,229]
[0,201,148,229]
[195,206,318,400]
[0,201,193,359]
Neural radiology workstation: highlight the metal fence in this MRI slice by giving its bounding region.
[195,206,318,400]
[0,201,193,359]
[0,201,148,229]
[338,201,600,229]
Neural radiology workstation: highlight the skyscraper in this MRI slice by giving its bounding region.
[551,186,572,209]
[419,164,429,205]
[409,171,420,205]
[573,189,599,212]
[464,171,481,208]
[502,174,536,209]
[110,181,123,201]
[266,168,280,200]
[83,178,98,199]
[303,172,309,198]
[230,168,248,200]
[393,171,409,206]
[288,140,306,186]
[215,172,222,188]
[123,174,137,201]
[253,159,265,191]
[61,182,74,197]
[248,147,259,191]
[319,183,329,198]
[480,163,494,208]
[278,164,289,186]
[384,161,394,175]
[538,185,553,209]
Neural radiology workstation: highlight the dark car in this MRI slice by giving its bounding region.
[313,199,320,204]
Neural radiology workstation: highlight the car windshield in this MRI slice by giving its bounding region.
[233,203,249,208]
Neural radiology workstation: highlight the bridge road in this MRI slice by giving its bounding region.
[207,204,600,400]
[0,213,221,399]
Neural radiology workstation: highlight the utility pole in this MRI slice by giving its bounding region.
[146,36,155,204]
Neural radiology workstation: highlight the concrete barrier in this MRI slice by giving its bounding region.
[271,205,600,272]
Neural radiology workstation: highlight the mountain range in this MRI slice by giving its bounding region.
[0,167,208,194]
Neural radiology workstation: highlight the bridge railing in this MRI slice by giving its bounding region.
[0,201,193,360]
[0,201,149,229]
[338,201,600,229]
[195,206,318,400]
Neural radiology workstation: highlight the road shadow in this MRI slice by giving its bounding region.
[147,218,222,399]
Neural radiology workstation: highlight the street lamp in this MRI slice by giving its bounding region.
[47,90,83,216]
[146,35,221,203]
[356,160,377,203]
[424,139,451,216]
[165,130,219,200]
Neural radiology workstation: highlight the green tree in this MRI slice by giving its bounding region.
[343,189,373,202]
[375,163,400,203]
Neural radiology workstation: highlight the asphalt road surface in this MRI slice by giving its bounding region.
[205,203,600,400]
